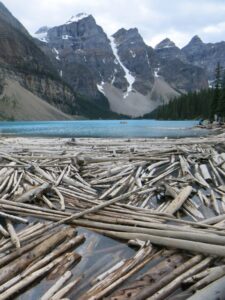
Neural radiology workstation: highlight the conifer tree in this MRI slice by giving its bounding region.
[211,62,222,121]
[217,70,225,120]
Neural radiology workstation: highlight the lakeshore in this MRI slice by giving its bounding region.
[0,134,225,299]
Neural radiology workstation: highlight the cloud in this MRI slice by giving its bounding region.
[2,0,225,47]
[203,22,225,34]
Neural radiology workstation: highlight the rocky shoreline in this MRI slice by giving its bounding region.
[195,122,225,136]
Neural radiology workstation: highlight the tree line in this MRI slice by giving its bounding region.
[147,63,225,121]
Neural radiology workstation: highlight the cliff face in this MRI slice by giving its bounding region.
[182,35,225,80]
[0,22,48,73]
[0,2,29,35]
[18,73,77,114]
[41,14,116,108]
[157,59,207,93]
[112,28,155,95]
[0,79,72,121]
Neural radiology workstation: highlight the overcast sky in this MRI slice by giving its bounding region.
[3,0,225,48]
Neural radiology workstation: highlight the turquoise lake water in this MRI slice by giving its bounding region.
[0,120,207,138]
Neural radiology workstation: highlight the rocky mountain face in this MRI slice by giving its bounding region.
[154,38,207,93]
[35,14,120,114]
[155,38,186,62]
[154,35,225,82]
[0,2,28,36]
[0,2,88,120]
[35,14,209,117]
[112,28,155,95]
[181,35,225,80]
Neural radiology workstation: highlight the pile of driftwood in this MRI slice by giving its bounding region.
[0,135,224,299]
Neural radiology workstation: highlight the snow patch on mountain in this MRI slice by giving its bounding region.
[146,52,151,67]
[155,38,176,50]
[53,48,60,60]
[97,82,105,95]
[34,31,48,43]
[130,50,136,58]
[62,35,72,40]
[208,79,215,88]
[111,69,118,85]
[66,13,90,24]
[109,35,135,98]
[111,75,115,85]
[33,26,50,43]
[162,45,173,49]
[154,68,160,78]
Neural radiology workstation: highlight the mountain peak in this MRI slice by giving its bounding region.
[114,27,139,36]
[35,26,50,35]
[189,35,203,45]
[65,13,91,24]
[113,27,144,44]
[155,38,177,50]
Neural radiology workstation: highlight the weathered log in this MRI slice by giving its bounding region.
[148,257,212,300]
[71,218,225,245]
[49,252,81,279]
[50,276,82,300]
[200,164,212,181]
[81,246,153,300]
[0,224,9,238]
[0,256,64,300]
[0,211,28,224]
[6,219,20,249]
[23,234,84,276]
[187,275,225,300]
[188,265,225,292]
[0,232,54,268]
[0,227,75,285]
[132,255,207,300]
[164,186,192,215]
[92,229,225,257]
[52,187,65,211]
[15,182,51,203]
[40,271,72,300]
[109,253,185,299]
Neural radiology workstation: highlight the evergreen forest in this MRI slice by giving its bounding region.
[147,63,225,121]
